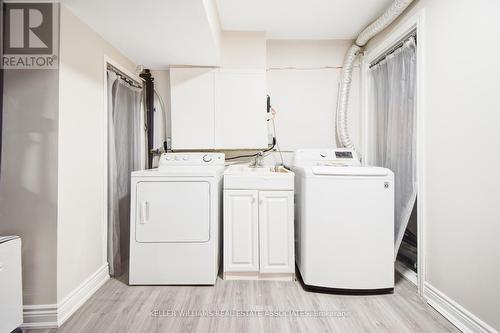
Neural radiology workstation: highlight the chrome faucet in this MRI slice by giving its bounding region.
[250,151,264,168]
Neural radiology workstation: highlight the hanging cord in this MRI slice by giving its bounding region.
[226,95,284,163]
[270,107,284,166]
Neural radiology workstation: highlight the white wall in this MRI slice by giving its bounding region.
[367,1,500,331]
[0,69,59,306]
[265,40,361,165]
[221,31,266,69]
[203,0,223,64]
[57,5,137,302]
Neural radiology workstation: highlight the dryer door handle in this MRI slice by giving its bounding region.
[140,201,149,224]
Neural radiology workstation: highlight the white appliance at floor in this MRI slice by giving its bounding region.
[129,152,225,285]
[292,149,394,293]
[0,236,23,332]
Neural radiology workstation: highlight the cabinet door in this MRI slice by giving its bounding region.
[224,190,259,272]
[259,191,294,273]
[215,70,268,149]
[170,67,215,149]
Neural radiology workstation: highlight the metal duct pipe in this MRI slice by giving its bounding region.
[336,0,414,149]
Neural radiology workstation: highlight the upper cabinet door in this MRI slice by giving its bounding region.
[170,68,215,149]
[258,191,294,274]
[215,70,268,149]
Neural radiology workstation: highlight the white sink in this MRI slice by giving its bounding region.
[224,165,294,190]
[225,165,273,173]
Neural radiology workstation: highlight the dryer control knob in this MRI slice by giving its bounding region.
[203,154,212,163]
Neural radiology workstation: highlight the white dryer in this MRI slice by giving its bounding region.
[292,149,394,293]
[129,152,224,285]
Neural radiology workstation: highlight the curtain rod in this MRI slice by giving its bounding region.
[107,64,143,88]
[369,31,417,69]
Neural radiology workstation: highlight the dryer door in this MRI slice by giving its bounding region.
[135,181,210,243]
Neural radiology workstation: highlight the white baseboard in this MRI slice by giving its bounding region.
[57,263,110,326]
[21,263,110,330]
[395,260,417,286]
[424,282,498,333]
[22,304,58,329]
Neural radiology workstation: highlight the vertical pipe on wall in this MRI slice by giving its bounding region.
[140,69,154,169]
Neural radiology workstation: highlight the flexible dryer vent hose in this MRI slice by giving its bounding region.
[336,0,414,149]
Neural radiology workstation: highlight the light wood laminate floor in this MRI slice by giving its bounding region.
[26,274,459,333]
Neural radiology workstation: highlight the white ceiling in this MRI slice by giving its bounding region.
[62,0,394,68]
[62,0,221,69]
[215,0,393,39]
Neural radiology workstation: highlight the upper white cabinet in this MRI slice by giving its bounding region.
[170,68,216,150]
[170,68,268,150]
[215,70,268,149]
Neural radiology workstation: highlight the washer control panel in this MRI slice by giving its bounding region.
[159,153,225,168]
[293,149,361,166]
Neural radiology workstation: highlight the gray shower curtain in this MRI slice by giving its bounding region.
[107,70,143,276]
[370,36,417,256]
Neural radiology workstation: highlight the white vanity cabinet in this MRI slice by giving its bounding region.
[223,166,295,280]
[170,68,268,150]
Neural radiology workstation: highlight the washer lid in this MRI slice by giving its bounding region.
[311,166,391,176]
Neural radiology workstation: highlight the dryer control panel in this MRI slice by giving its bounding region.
[159,153,225,168]
[293,149,361,166]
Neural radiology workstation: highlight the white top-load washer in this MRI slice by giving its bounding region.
[292,149,394,293]
[129,152,224,285]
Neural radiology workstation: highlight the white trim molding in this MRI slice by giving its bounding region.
[424,282,498,333]
[21,264,110,329]
[395,260,417,286]
[22,304,58,329]
[57,263,110,326]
